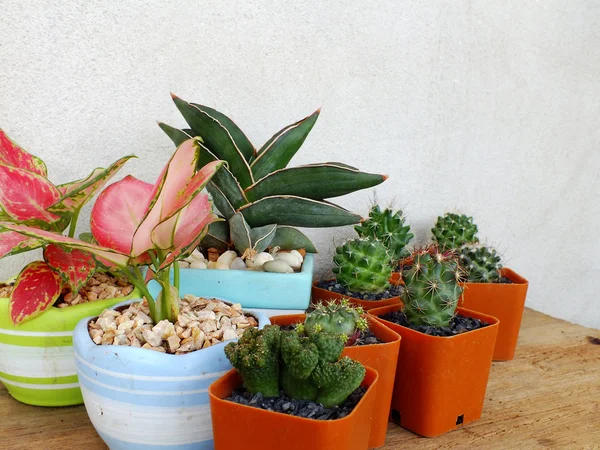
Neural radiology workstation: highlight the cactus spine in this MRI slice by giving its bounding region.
[431,213,479,251]
[459,244,503,283]
[333,238,392,294]
[303,299,368,343]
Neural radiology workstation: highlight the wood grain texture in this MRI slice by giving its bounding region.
[0,308,598,450]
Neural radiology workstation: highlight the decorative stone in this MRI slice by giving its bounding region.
[263,260,294,273]
[229,257,246,270]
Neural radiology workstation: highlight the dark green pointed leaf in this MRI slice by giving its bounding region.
[229,213,252,254]
[239,196,362,228]
[200,221,231,251]
[270,226,317,253]
[190,103,255,162]
[251,109,320,179]
[158,123,193,146]
[245,163,387,202]
[172,95,254,188]
[207,182,235,220]
[251,223,277,254]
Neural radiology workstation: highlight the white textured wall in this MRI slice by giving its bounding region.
[1,1,598,328]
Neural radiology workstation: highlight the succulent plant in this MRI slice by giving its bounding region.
[333,238,393,294]
[302,299,367,340]
[354,205,413,261]
[431,213,479,251]
[159,96,387,258]
[459,244,503,283]
[401,249,463,327]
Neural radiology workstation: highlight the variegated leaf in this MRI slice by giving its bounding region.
[0,129,47,176]
[0,230,42,258]
[9,261,62,324]
[44,244,96,295]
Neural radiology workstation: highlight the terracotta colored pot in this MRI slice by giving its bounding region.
[460,268,529,361]
[368,304,499,438]
[270,314,401,449]
[312,280,402,311]
[209,367,379,450]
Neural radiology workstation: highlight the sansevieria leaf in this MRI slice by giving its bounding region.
[201,220,230,251]
[229,213,251,255]
[239,196,362,228]
[269,226,317,253]
[245,163,387,202]
[158,123,193,147]
[251,109,319,180]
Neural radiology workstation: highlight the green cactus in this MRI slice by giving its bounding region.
[224,325,281,397]
[333,238,393,294]
[304,299,368,338]
[459,244,503,283]
[354,205,414,261]
[431,213,479,251]
[159,97,387,256]
[280,330,365,408]
[402,250,464,327]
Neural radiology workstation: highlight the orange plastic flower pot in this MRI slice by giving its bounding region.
[209,366,379,450]
[460,267,529,361]
[312,280,402,311]
[270,314,401,449]
[368,304,499,438]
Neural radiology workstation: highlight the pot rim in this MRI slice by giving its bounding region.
[461,267,528,286]
[311,279,401,302]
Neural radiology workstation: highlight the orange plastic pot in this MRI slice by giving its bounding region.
[368,304,499,437]
[312,280,402,311]
[270,314,401,449]
[460,268,529,361]
[209,367,379,450]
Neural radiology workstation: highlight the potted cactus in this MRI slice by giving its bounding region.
[209,324,379,450]
[158,96,386,310]
[368,247,499,437]
[431,212,480,251]
[0,129,139,406]
[270,299,401,449]
[1,138,270,449]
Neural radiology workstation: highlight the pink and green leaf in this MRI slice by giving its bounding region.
[0,231,42,258]
[0,165,61,223]
[49,155,135,214]
[44,244,96,294]
[0,129,47,177]
[9,261,62,324]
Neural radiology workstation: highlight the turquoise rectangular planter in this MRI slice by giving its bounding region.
[164,254,314,310]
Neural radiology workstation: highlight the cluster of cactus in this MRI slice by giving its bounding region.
[159,96,386,258]
[401,248,464,327]
[355,205,413,262]
[225,325,365,408]
[458,244,503,283]
[301,299,368,343]
[333,238,393,294]
[431,213,479,251]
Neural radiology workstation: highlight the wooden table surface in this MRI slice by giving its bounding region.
[0,308,598,450]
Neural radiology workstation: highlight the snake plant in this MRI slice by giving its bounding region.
[159,95,387,257]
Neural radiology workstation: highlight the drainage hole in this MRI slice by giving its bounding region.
[456,414,464,425]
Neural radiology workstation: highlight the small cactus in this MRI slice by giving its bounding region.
[304,299,368,343]
[354,205,414,262]
[459,244,503,283]
[431,213,479,251]
[333,238,393,294]
[402,248,463,327]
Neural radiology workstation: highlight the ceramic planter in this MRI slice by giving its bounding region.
[0,288,138,407]
[311,279,401,311]
[368,304,499,437]
[209,366,378,450]
[270,313,401,449]
[460,268,529,360]
[73,299,269,450]
[174,254,313,310]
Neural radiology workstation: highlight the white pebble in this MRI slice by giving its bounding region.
[215,262,230,270]
[246,252,273,270]
[190,261,207,269]
[217,250,238,267]
[275,252,302,270]
[263,260,294,273]
[229,257,246,270]
[190,249,205,261]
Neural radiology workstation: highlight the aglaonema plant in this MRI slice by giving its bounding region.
[0,138,225,324]
[0,129,133,324]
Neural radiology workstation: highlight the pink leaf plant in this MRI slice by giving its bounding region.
[0,129,134,324]
[0,137,225,324]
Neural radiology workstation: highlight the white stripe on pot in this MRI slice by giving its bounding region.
[0,328,73,337]
[81,385,213,446]
[0,343,76,378]
[0,376,79,390]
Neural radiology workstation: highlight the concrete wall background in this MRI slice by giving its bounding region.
[1,1,598,328]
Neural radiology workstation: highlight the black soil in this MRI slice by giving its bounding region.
[379,310,489,337]
[278,325,384,346]
[226,386,366,420]
[316,279,402,301]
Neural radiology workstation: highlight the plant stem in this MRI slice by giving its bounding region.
[148,251,161,271]
[121,268,157,320]
[174,260,180,292]
[68,209,81,238]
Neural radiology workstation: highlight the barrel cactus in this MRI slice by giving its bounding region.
[431,212,479,251]
[333,238,393,294]
[159,96,387,258]
[402,249,463,327]
[302,299,368,342]
[459,244,503,283]
[354,205,413,261]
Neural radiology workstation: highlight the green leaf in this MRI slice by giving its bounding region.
[239,196,362,228]
[158,123,193,146]
[251,109,320,180]
[200,220,231,251]
[190,103,255,162]
[172,94,254,188]
[207,182,236,220]
[245,163,387,202]
[251,223,277,254]
[78,232,97,244]
[229,213,252,254]
[269,226,317,253]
